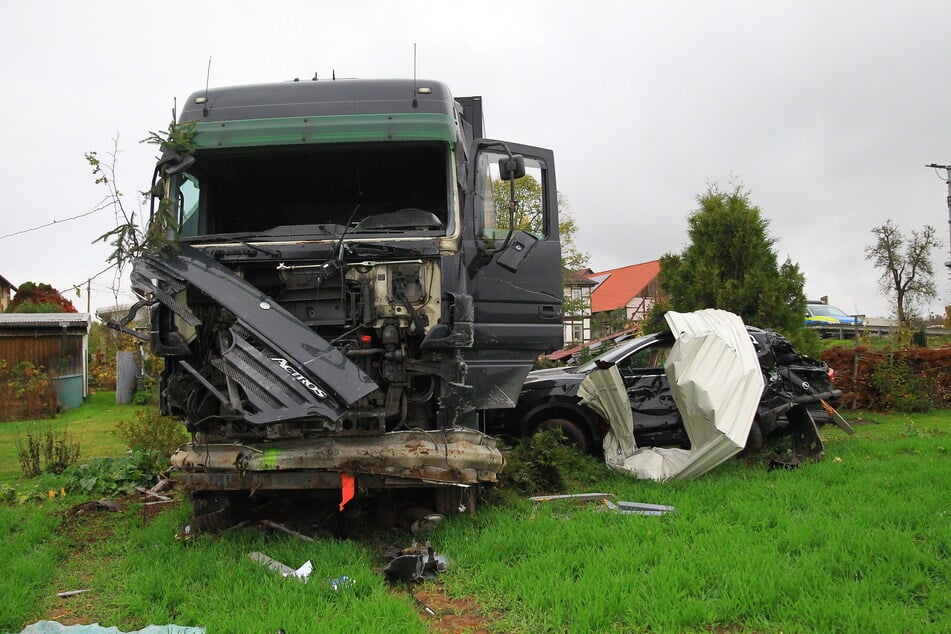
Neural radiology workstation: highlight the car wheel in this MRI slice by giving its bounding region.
[532,417,592,454]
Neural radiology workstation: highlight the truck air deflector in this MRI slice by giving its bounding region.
[133,246,378,421]
[193,113,456,149]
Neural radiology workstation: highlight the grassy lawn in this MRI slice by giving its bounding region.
[0,402,948,633]
[0,391,142,485]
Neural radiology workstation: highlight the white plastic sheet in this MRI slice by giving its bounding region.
[19,623,204,634]
[580,309,763,481]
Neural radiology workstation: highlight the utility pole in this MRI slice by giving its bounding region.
[925,163,951,269]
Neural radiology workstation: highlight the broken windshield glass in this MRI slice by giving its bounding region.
[174,141,453,239]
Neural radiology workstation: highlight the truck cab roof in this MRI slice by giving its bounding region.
[181,78,456,122]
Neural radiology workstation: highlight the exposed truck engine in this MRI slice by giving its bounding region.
[121,78,564,515]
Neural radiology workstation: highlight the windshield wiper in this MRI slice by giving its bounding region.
[185,235,283,258]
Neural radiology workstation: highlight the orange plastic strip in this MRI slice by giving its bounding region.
[339,472,355,511]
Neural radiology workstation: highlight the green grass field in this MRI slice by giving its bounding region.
[0,391,139,485]
[0,400,948,633]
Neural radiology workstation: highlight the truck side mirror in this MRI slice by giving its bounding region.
[164,154,195,176]
[157,147,196,177]
[498,154,525,181]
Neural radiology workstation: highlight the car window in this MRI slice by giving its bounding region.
[618,343,670,375]
[808,304,849,318]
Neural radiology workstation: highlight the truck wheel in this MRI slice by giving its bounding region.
[532,417,592,454]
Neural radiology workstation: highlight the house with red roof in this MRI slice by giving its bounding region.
[583,260,661,335]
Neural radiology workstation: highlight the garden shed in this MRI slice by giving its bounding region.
[0,313,91,408]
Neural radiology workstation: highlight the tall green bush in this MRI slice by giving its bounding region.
[114,410,189,457]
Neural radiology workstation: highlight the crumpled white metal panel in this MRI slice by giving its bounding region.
[583,309,763,481]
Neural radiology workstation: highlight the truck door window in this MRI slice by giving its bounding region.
[478,151,548,241]
[177,174,201,237]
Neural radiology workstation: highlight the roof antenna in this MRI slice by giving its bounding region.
[202,56,212,116]
[332,69,336,81]
[411,43,418,108]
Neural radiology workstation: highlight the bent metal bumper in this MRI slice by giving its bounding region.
[170,428,504,490]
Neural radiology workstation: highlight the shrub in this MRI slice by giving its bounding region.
[497,429,609,497]
[822,345,951,411]
[871,356,932,413]
[0,360,59,421]
[115,409,189,458]
[16,425,82,477]
[5,281,77,313]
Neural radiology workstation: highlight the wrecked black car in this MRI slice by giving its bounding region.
[490,325,841,455]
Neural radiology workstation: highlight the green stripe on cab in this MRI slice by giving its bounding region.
[194,113,456,148]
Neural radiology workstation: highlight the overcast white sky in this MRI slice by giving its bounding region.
[2,1,950,320]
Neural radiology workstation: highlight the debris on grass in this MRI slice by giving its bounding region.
[55,589,91,598]
[528,492,615,503]
[259,519,315,542]
[382,544,448,583]
[324,575,356,592]
[248,551,312,582]
[135,486,172,502]
[603,500,675,516]
[528,492,675,516]
[18,622,205,633]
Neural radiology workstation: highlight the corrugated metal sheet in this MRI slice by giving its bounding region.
[586,309,763,481]
[0,313,90,329]
[663,309,763,479]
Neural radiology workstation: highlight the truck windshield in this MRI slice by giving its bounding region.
[176,141,451,239]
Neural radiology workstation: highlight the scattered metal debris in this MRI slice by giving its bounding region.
[528,493,675,516]
[820,398,855,434]
[602,500,676,516]
[414,596,437,616]
[259,519,314,542]
[382,544,448,583]
[55,589,91,598]
[248,551,313,582]
[528,493,616,503]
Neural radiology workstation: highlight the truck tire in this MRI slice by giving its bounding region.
[532,417,593,454]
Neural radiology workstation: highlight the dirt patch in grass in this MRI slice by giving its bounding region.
[45,511,116,625]
[44,496,181,626]
[397,582,500,634]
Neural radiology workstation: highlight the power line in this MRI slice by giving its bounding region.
[0,197,113,241]
[62,263,119,296]
[924,163,951,269]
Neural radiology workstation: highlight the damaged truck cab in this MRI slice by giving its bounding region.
[129,79,563,512]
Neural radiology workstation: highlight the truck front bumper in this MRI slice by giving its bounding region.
[170,428,504,490]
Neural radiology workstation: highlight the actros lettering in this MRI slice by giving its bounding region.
[271,358,328,399]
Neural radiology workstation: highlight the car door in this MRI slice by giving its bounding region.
[616,339,689,448]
